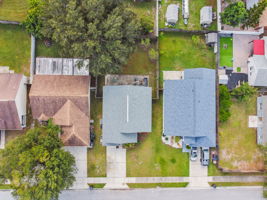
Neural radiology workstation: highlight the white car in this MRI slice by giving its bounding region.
[190,147,198,161]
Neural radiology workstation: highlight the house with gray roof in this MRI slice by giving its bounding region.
[249,96,267,145]
[248,37,267,87]
[102,86,152,146]
[163,68,216,151]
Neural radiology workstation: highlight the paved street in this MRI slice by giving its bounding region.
[0,187,264,200]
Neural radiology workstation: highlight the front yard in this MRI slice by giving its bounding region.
[0,0,28,22]
[127,94,189,177]
[219,95,264,172]
[159,0,217,30]
[159,32,215,86]
[0,24,30,75]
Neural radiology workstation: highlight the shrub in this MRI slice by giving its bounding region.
[219,85,232,123]
[140,38,151,49]
[231,83,257,102]
[22,0,43,38]
[148,48,158,61]
[123,143,136,149]
[140,17,154,34]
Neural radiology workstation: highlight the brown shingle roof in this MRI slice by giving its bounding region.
[0,74,23,130]
[29,75,90,146]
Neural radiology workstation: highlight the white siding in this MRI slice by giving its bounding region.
[15,76,27,127]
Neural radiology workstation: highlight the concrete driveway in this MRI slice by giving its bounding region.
[233,34,259,73]
[105,146,128,189]
[188,148,209,187]
[64,146,88,189]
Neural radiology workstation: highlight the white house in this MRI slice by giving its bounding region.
[248,37,267,87]
[0,71,27,149]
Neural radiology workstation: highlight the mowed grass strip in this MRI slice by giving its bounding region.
[87,94,106,177]
[128,183,189,188]
[0,0,29,22]
[126,94,189,177]
[220,37,233,67]
[0,24,30,75]
[219,95,264,172]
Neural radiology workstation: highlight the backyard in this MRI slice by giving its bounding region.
[0,0,28,21]
[126,94,189,177]
[220,36,233,67]
[159,32,216,86]
[159,0,217,30]
[87,94,106,177]
[0,24,30,75]
[36,40,61,58]
[218,95,264,172]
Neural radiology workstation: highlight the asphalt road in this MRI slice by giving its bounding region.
[0,187,264,200]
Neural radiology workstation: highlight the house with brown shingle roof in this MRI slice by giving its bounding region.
[29,75,90,146]
[0,72,27,149]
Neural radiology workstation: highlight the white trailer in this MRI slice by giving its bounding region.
[182,0,189,25]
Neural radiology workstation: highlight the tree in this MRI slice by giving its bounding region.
[231,82,257,102]
[219,85,232,123]
[41,0,141,75]
[244,0,267,28]
[22,0,44,38]
[220,1,248,27]
[0,121,76,200]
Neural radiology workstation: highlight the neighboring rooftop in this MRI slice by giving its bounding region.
[30,75,90,146]
[246,0,259,9]
[166,4,179,24]
[256,96,267,145]
[163,68,216,148]
[35,57,89,75]
[200,6,212,26]
[248,37,267,87]
[0,73,24,130]
[102,86,152,146]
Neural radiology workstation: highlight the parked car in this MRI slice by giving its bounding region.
[200,147,210,166]
[190,147,198,161]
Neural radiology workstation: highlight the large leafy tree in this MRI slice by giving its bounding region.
[41,0,141,75]
[0,121,76,200]
[231,82,257,102]
[245,0,267,28]
[220,1,248,27]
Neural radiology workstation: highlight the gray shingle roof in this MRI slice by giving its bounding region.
[102,86,152,146]
[163,68,216,148]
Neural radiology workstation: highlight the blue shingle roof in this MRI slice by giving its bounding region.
[163,68,216,148]
[102,86,152,146]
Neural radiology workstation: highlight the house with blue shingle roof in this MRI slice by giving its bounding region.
[102,85,152,146]
[163,68,216,151]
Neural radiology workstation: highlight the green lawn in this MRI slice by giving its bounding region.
[159,32,215,87]
[0,0,29,22]
[88,184,105,188]
[121,46,158,98]
[127,94,189,177]
[219,95,264,172]
[159,0,217,31]
[0,185,11,189]
[36,40,61,57]
[209,182,264,187]
[0,24,30,75]
[128,183,188,188]
[220,37,233,67]
[87,94,106,177]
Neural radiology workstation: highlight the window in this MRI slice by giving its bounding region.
[21,115,26,127]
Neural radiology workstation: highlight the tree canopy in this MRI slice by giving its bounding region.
[220,1,248,27]
[245,0,267,28]
[41,0,141,75]
[231,82,257,102]
[0,121,76,200]
[22,0,43,38]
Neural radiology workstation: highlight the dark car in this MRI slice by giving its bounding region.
[200,147,210,166]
